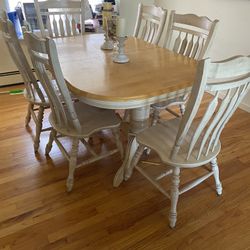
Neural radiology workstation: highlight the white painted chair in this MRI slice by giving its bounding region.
[133,3,167,45]
[24,32,123,192]
[151,10,219,124]
[121,3,167,123]
[34,0,92,38]
[0,12,51,152]
[126,55,250,228]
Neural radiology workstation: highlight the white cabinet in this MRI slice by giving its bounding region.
[118,0,154,36]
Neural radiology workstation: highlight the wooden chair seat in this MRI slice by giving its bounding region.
[136,118,221,168]
[23,82,49,106]
[48,101,121,137]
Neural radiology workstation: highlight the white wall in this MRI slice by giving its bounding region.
[155,0,250,112]
[0,0,7,16]
[119,0,154,35]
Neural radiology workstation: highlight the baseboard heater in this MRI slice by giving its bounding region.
[0,70,24,87]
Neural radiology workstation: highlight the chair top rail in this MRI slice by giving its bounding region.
[40,11,82,15]
[208,55,250,79]
[142,17,161,25]
[38,0,81,9]
[142,5,166,18]
[173,13,216,31]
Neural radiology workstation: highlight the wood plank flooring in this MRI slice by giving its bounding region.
[0,85,250,249]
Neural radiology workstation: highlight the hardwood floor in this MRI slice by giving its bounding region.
[0,85,250,249]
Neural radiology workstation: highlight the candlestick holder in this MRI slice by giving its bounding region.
[101,33,114,50]
[113,36,129,64]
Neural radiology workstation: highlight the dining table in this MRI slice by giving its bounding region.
[55,33,197,187]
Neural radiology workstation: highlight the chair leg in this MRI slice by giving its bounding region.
[45,128,57,155]
[152,109,160,126]
[179,104,186,116]
[25,103,34,126]
[112,128,124,159]
[147,108,160,155]
[34,106,45,153]
[125,144,144,181]
[123,110,130,122]
[210,158,223,195]
[169,167,180,228]
[66,138,79,192]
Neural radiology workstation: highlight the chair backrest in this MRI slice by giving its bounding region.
[24,32,81,132]
[34,0,91,38]
[164,10,219,60]
[0,11,45,103]
[171,56,250,161]
[133,3,167,45]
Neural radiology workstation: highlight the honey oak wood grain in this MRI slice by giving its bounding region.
[55,34,197,103]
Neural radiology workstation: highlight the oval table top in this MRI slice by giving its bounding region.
[56,34,197,109]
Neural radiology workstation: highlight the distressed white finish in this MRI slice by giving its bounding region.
[133,3,167,45]
[128,55,250,227]
[52,35,197,188]
[34,0,90,38]
[0,12,50,152]
[123,3,167,123]
[151,10,219,122]
[25,32,123,191]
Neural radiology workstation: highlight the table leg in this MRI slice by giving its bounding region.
[113,105,150,187]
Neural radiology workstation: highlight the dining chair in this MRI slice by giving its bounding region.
[120,3,167,123]
[126,55,250,228]
[24,32,124,192]
[34,0,92,38]
[0,12,51,152]
[151,10,219,124]
[133,3,167,45]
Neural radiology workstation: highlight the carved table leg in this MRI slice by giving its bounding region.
[113,106,150,187]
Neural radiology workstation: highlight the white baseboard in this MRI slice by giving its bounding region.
[239,102,250,113]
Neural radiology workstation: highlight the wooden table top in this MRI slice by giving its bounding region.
[56,34,197,102]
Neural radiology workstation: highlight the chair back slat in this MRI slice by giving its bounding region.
[164,11,219,60]
[59,15,65,37]
[171,56,250,161]
[34,0,88,38]
[65,15,71,36]
[172,31,181,53]
[187,92,219,159]
[179,33,188,55]
[197,89,231,159]
[52,16,59,37]
[0,13,46,104]
[72,15,77,36]
[46,16,53,37]
[184,34,194,57]
[133,3,167,45]
[25,32,82,133]
[209,83,249,153]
